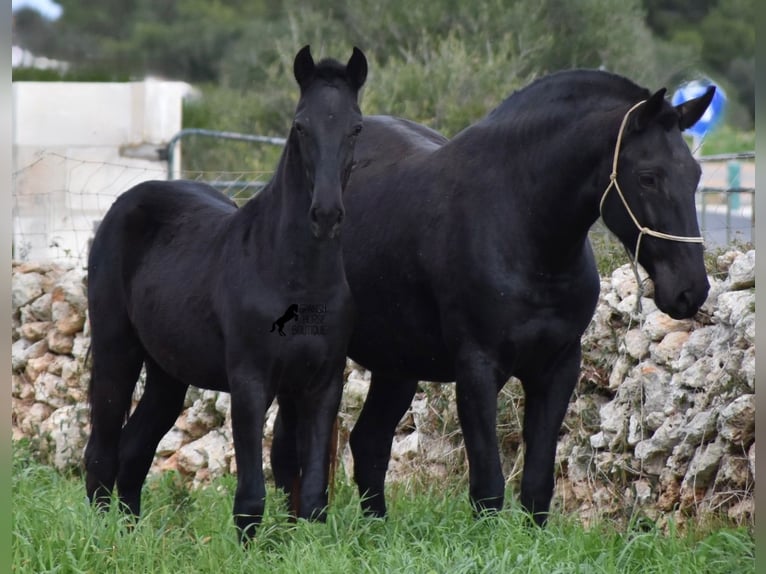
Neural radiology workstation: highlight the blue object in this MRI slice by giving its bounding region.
[672,79,727,138]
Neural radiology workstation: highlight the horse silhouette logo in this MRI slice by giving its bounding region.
[270,304,300,336]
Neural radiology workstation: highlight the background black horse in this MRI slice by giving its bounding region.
[339,69,713,525]
[85,45,367,540]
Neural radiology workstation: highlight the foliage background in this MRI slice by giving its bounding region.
[13,0,755,141]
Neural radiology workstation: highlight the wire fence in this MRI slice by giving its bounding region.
[11,137,755,269]
[696,152,755,247]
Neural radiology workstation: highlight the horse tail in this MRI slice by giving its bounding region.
[87,343,134,427]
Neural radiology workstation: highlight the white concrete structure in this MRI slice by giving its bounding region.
[12,80,192,265]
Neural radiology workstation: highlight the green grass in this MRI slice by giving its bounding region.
[12,443,753,574]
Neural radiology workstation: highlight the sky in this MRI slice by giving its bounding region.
[12,0,63,20]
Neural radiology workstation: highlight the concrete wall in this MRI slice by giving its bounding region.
[12,80,192,265]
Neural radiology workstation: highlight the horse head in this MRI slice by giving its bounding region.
[292,45,367,239]
[600,86,715,319]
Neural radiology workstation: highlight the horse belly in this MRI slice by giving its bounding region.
[137,321,230,391]
[347,309,455,381]
[126,273,230,391]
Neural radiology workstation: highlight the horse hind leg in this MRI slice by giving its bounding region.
[349,371,418,517]
[84,329,144,510]
[116,357,188,516]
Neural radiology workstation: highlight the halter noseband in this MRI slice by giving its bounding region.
[599,99,704,311]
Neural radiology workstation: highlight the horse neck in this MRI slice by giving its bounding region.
[451,112,614,267]
[238,137,345,290]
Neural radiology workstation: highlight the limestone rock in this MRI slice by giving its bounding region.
[39,404,90,471]
[607,355,632,390]
[681,410,718,447]
[726,250,754,290]
[12,339,31,372]
[177,429,232,479]
[47,329,74,354]
[12,272,45,314]
[715,250,739,274]
[611,264,651,300]
[51,270,88,312]
[683,439,725,488]
[20,292,53,323]
[391,431,419,460]
[714,290,754,326]
[717,394,755,447]
[26,353,56,382]
[596,400,629,450]
[634,479,653,505]
[18,321,52,342]
[715,454,751,490]
[650,331,690,366]
[156,428,188,456]
[52,300,86,336]
[34,372,71,409]
[622,329,649,360]
[642,311,693,341]
[20,402,54,435]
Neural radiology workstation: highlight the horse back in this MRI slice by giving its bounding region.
[353,116,447,171]
[90,180,236,267]
[87,180,237,388]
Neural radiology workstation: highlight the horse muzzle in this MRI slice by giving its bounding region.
[653,270,710,319]
[309,204,345,239]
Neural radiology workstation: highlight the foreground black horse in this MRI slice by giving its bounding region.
[339,69,713,525]
[85,45,367,539]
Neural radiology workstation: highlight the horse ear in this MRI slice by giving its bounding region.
[346,46,368,90]
[294,45,315,88]
[676,85,716,130]
[631,88,667,132]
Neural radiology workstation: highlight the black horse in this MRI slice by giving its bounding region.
[84,45,367,540]
[336,69,713,525]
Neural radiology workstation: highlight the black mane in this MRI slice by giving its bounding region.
[487,69,652,122]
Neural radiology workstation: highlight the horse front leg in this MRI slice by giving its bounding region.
[454,350,507,515]
[229,371,273,542]
[349,372,419,518]
[519,342,581,526]
[271,396,300,518]
[294,368,345,522]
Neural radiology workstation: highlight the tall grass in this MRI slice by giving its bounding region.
[12,443,753,573]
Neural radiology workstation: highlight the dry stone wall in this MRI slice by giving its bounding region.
[11,250,755,527]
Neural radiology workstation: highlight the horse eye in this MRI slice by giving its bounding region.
[638,173,657,188]
[351,125,363,137]
[294,122,306,135]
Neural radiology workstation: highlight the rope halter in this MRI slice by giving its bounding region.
[599,99,704,313]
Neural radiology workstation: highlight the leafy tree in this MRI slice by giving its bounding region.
[12,8,57,55]
[642,0,754,128]
[12,0,753,133]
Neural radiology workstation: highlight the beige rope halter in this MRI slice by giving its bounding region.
[599,99,704,311]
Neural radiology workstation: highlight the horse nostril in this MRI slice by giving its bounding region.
[673,286,705,319]
[310,207,320,224]
[336,209,345,225]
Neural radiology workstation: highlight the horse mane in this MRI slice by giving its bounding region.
[486,69,652,124]
[459,68,668,160]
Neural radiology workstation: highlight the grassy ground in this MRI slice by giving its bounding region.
[12,443,753,574]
